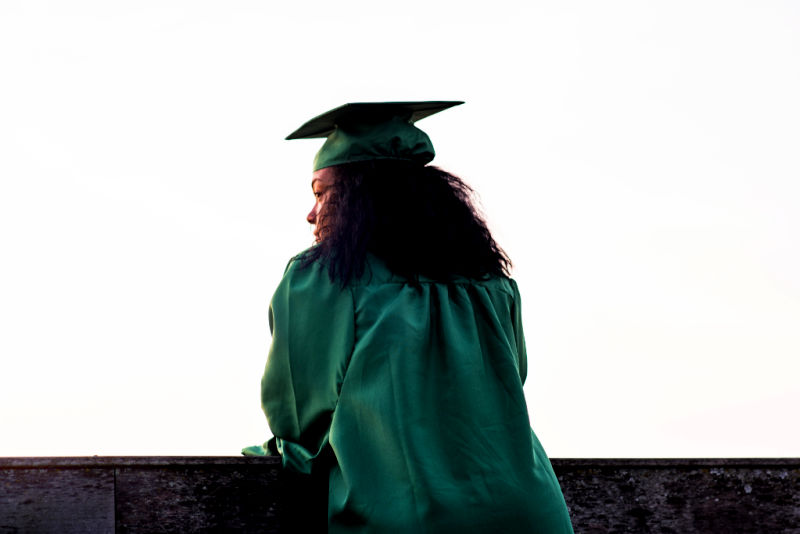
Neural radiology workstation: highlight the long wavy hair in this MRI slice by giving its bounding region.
[299,160,511,285]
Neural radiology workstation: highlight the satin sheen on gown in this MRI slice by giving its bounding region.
[261,252,574,533]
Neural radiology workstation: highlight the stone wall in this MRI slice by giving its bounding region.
[556,458,800,533]
[1,457,798,533]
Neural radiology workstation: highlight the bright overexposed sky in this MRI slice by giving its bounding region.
[1,1,798,457]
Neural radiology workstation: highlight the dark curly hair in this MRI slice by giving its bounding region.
[299,160,511,285]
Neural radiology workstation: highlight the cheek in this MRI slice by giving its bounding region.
[309,200,325,222]
[315,200,323,216]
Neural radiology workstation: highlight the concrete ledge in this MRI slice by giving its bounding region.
[1,457,281,534]
[1,457,798,533]
[555,458,800,533]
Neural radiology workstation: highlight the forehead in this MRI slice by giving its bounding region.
[311,167,337,188]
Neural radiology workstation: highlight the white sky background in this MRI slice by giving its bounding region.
[1,1,798,457]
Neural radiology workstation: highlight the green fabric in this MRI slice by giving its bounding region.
[313,115,434,171]
[241,444,268,457]
[285,101,463,171]
[260,253,574,533]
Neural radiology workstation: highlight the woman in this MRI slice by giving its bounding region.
[258,102,574,533]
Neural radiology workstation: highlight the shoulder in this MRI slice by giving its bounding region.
[270,250,354,316]
[452,276,522,314]
[274,248,337,293]
[505,276,522,297]
[462,274,519,296]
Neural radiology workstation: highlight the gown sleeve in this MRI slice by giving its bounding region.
[509,278,528,384]
[261,258,355,474]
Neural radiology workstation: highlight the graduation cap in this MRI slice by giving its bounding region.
[286,101,464,171]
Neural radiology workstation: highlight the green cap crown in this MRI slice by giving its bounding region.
[286,101,463,171]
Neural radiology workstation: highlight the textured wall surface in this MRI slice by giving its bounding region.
[556,459,800,534]
[1,457,798,533]
[0,457,281,534]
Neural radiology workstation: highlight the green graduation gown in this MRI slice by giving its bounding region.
[261,253,574,533]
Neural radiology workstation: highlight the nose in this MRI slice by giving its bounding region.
[307,204,317,224]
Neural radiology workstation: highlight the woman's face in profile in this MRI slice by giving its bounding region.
[307,167,336,243]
